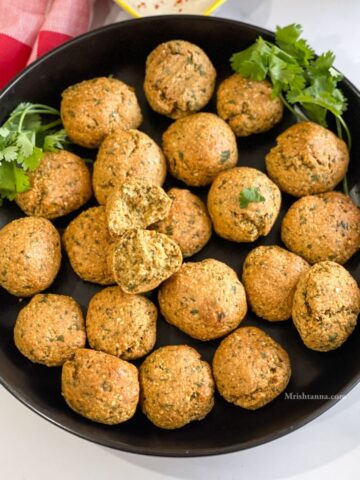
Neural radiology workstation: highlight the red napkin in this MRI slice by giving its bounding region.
[0,0,94,89]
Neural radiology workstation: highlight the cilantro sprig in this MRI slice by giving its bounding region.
[239,187,265,208]
[231,24,351,193]
[0,103,69,205]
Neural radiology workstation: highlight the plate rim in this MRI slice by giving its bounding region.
[1,15,359,101]
[0,15,359,457]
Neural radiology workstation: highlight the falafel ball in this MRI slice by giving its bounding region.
[281,191,360,264]
[207,167,281,242]
[152,188,212,257]
[292,261,360,351]
[61,77,142,148]
[63,206,114,285]
[265,122,349,197]
[110,229,183,294]
[158,259,247,341]
[162,112,238,187]
[16,150,92,219]
[86,286,157,360]
[106,181,171,237]
[242,246,310,321]
[93,128,167,205]
[14,294,86,367]
[217,73,284,137]
[0,217,61,297]
[213,327,291,409]
[144,40,216,119]
[139,345,214,429]
[62,348,139,425]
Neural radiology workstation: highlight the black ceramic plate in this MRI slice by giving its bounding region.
[0,16,359,457]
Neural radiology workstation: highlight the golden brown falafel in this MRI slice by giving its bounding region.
[139,345,214,429]
[93,128,166,205]
[292,261,360,351]
[0,217,61,297]
[217,73,284,136]
[265,122,349,197]
[152,188,212,257]
[158,259,247,341]
[63,206,115,285]
[207,167,281,242]
[162,112,238,186]
[61,77,142,148]
[86,286,157,360]
[213,327,291,409]
[281,191,360,264]
[242,246,310,321]
[62,348,139,425]
[144,40,216,119]
[14,294,86,366]
[16,150,92,219]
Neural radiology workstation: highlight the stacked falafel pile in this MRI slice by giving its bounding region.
[1,39,359,430]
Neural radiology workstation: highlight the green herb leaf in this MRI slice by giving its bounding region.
[21,146,43,171]
[0,127,10,138]
[22,113,42,132]
[0,162,16,192]
[239,187,265,208]
[13,166,31,192]
[43,129,69,152]
[16,132,34,157]
[1,146,18,162]
[219,150,231,164]
[230,22,352,195]
[275,24,314,66]
[0,103,70,205]
[230,39,270,81]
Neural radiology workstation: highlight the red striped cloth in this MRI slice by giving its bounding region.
[0,0,94,89]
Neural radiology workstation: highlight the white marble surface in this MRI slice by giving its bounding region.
[1,1,359,478]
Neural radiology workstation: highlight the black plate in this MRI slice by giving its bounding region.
[0,16,359,457]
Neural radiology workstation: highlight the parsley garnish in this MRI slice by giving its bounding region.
[239,187,265,208]
[231,23,351,194]
[0,103,70,205]
[219,150,231,164]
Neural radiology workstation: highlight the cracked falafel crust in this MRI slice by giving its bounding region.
[106,181,171,237]
[110,229,182,294]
